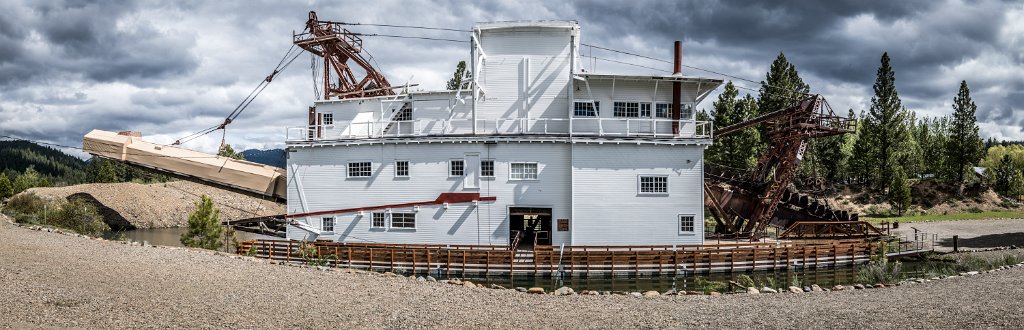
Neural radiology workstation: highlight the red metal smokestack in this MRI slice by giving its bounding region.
[672,40,682,135]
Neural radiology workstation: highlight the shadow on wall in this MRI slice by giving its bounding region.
[937,232,1024,248]
[67,193,136,231]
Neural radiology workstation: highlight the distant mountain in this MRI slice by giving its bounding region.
[0,140,87,184]
[241,149,286,168]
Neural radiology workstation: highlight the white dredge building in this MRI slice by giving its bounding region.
[284,21,722,248]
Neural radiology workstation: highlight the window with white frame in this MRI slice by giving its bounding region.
[449,159,464,177]
[613,101,641,117]
[391,212,416,229]
[395,160,409,177]
[573,100,600,117]
[639,175,668,194]
[679,214,695,233]
[679,104,694,120]
[321,217,335,232]
[639,103,652,117]
[321,113,334,125]
[510,162,538,180]
[393,104,413,121]
[371,212,386,229]
[655,103,672,118]
[481,159,495,177]
[347,162,372,178]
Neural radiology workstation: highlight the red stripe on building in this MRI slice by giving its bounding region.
[286,192,496,219]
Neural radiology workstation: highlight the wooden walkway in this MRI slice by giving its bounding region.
[237,239,928,276]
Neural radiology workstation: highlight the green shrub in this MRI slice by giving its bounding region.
[180,195,224,250]
[736,274,756,288]
[694,277,727,294]
[50,198,109,236]
[857,259,903,284]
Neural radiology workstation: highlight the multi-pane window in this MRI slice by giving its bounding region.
[639,103,652,117]
[680,104,694,120]
[573,101,600,117]
[449,159,465,177]
[371,212,386,228]
[321,217,334,232]
[393,105,412,121]
[679,215,695,233]
[347,162,372,177]
[481,160,495,177]
[655,103,672,118]
[391,213,416,229]
[639,175,668,194]
[321,113,334,125]
[395,160,409,177]
[613,101,641,117]
[510,162,538,180]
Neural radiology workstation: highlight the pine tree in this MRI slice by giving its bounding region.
[180,195,224,250]
[706,82,763,171]
[0,173,13,199]
[946,80,983,184]
[849,110,872,184]
[756,53,810,117]
[993,154,1016,196]
[888,167,911,216]
[862,52,911,189]
[12,167,42,194]
[446,61,470,90]
[217,145,245,160]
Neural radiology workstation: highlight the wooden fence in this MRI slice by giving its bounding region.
[237,238,924,276]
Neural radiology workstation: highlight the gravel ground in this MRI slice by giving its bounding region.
[892,218,1024,252]
[23,181,284,228]
[2,217,1023,329]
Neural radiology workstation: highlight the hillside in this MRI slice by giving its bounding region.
[241,149,285,168]
[0,140,87,184]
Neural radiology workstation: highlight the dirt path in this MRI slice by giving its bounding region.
[1,218,1023,329]
[892,218,1024,252]
[23,181,284,228]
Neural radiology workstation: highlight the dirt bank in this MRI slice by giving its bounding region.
[22,181,284,229]
[1,217,1023,329]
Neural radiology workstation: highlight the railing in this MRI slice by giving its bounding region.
[287,118,713,142]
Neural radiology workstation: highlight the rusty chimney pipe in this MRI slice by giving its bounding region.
[672,40,682,135]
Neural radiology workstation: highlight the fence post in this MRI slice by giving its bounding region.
[953,235,959,252]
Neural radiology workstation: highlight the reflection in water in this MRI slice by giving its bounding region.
[103,227,276,248]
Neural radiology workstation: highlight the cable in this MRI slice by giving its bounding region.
[2,134,224,159]
[579,54,672,73]
[335,22,471,33]
[354,33,468,43]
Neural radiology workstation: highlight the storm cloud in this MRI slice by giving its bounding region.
[1,0,1021,156]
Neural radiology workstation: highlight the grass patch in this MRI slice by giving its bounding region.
[863,211,1024,225]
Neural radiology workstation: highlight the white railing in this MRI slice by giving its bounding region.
[287,118,713,142]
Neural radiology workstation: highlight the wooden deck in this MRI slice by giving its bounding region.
[237,238,929,276]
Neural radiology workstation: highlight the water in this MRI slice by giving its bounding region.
[103,227,277,248]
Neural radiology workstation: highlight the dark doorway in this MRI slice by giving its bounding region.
[509,207,552,250]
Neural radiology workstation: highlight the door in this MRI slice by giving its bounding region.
[509,207,552,249]
[464,153,479,189]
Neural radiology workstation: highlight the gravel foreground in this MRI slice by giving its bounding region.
[2,219,1023,329]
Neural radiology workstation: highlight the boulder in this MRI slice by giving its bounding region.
[802,286,812,292]
[966,271,980,276]
[788,286,803,293]
[811,284,823,292]
[662,289,677,296]
[630,292,643,298]
[449,279,463,285]
[462,281,476,288]
[489,284,506,290]
[642,290,660,297]
[710,292,722,297]
[554,286,576,296]
[746,287,760,294]
[515,287,527,292]
[831,285,845,291]
[426,276,437,282]
[873,284,886,288]
[527,287,545,294]
[761,287,778,294]
[853,284,866,290]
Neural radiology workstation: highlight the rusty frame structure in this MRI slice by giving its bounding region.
[705,94,863,238]
[294,11,394,100]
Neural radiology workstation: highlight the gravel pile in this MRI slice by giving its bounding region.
[22,181,284,228]
[1,217,1023,329]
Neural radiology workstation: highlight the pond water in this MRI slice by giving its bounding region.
[102,227,277,248]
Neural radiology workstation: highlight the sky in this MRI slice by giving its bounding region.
[1,0,1022,157]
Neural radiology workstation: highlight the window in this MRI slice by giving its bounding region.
[391,212,416,229]
[395,160,409,177]
[348,162,372,178]
[640,103,652,117]
[573,101,599,117]
[392,104,412,121]
[510,162,538,180]
[371,212,386,229]
[481,160,495,177]
[449,159,465,177]
[679,104,694,120]
[321,113,334,125]
[655,103,672,118]
[679,215,695,233]
[613,101,641,117]
[321,217,334,232]
[639,175,668,194]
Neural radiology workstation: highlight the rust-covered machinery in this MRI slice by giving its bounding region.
[704,95,881,239]
[294,11,394,100]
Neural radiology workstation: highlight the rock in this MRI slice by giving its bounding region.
[477,283,485,288]
[811,284,823,292]
[449,279,463,285]
[515,287,528,292]
[489,284,506,290]
[966,271,979,275]
[788,286,803,293]
[710,292,721,297]
[874,284,886,288]
[831,285,845,291]
[642,290,660,297]
[462,281,476,288]
[630,292,642,298]
[554,286,575,296]
[382,272,397,277]
[746,287,760,294]
[416,276,426,282]
[583,290,599,295]
[853,284,866,290]
[527,287,545,294]
[761,287,778,294]
[661,289,677,296]
[426,276,437,282]
[803,286,812,292]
